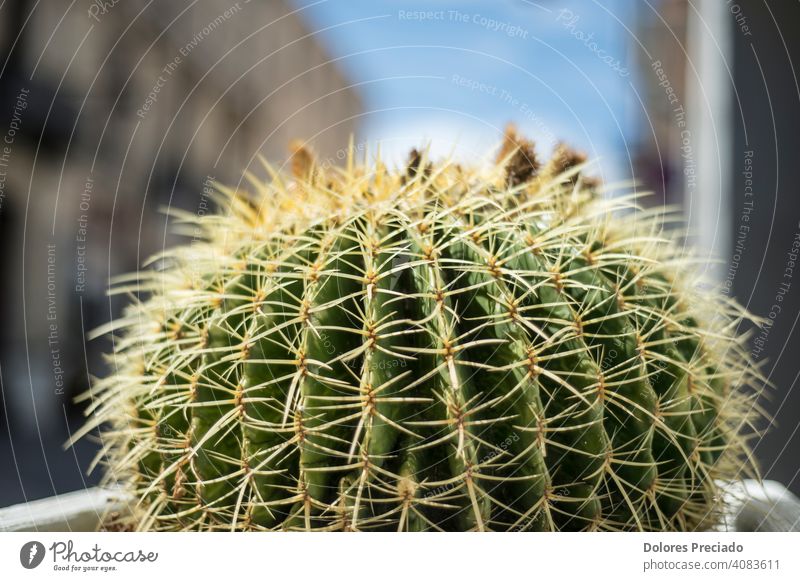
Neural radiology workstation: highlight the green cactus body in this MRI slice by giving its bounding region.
[83,129,761,531]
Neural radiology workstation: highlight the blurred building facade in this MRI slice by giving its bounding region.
[632,0,689,209]
[0,0,361,505]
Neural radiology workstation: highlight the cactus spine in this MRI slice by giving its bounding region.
[83,126,762,531]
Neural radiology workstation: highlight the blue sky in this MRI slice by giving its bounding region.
[293,0,641,182]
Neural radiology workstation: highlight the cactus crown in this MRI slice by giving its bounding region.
[82,126,763,531]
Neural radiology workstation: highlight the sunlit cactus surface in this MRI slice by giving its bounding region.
[83,126,762,531]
